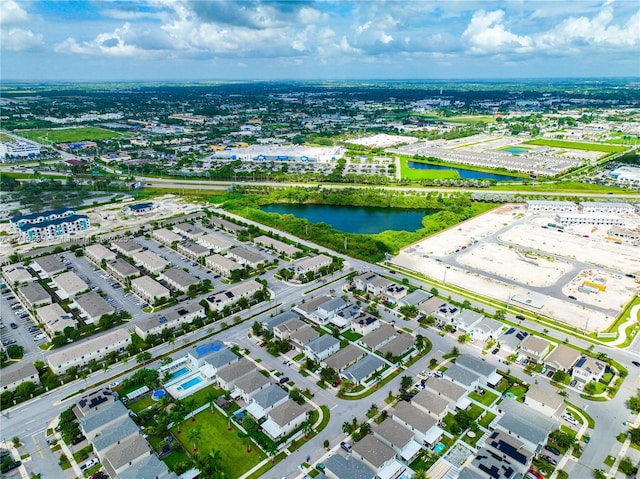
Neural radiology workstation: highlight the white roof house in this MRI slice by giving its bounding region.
[85,244,116,264]
[197,233,233,252]
[37,303,76,335]
[131,250,169,274]
[51,271,89,299]
[48,329,131,373]
[131,276,170,303]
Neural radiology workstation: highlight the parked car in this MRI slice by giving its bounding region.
[632,361,640,367]
[541,454,558,466]
[80,458,99,471]
[562,414,579,426]
[546,370,554,378]
[340,441,352,452]
[10,322,18,329]
[332,379,342,387]
[1,460,21,473]
[71,436,84,446]
[491,348,499,355]
[526,470,544,479]
[544,445,561,456]
[279,377,289,384]
[570,380,577,387]
[515,315,525,320]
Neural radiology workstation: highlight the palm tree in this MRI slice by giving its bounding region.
[360,422,372,436]
[302,419,313,439]
[207,390,217,414]
[187,425,202,452]
[342,421,352,435]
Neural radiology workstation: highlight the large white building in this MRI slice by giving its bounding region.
[525,200,578,212]
[610,166,640,187]
[579,202,636,215]
[47,329,131,373]
[555,213,624,226]
[0,140,41,161]
[16,214,91,242]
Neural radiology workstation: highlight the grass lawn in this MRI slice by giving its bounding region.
[479,412,496,428]
[604,455,616,467]
[172,408,265,478]
[128,395,156,413]
[495,379,510,393]
[163,449,190,472]
[19,127,129,143]
[442,413,459,435]
[522,138,627,153]
[506,384,528,399]
[185,386,226,409]
[468,388,498,406]
[342,330,363,342]
[399,156,459,181]
[467,404,484,420]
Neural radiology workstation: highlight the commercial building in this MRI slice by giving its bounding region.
[0,139,41,160]
[610,165,640,186]
[2,263,35,285]
[111,240,143,257]
[131,276,171,304]
[126,202,154,214]
[16,214,90,242]
[10,207,75,231]
[85,244,116,265]
[74,292,115,323]
[51,271,89,299]
[579,201,635,215]
[37,303,76,335]
[134,302,204,340]
[31,254,66,277]
[47,329,131,373]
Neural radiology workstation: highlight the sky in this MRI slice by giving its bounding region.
[2,0,639,81]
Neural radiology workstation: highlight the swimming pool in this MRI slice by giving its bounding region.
[170,367,190,380]
[177,376,203,391]
[434,442,445,454]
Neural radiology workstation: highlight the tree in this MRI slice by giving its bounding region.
[207,390,217,414]
[251,321,263,336]
[413,470,428,479]
[593,469,606,479]
[494,309,506,321]
[12,436,20,447]
[368,403,378,415]
[415,334,425,352]
[359,422,371,436]
[430,287,439,296]
[187,425,202,452]
[626,392,640,412]
[15,381,37,398]
[461,299,472,311]
[400,375,413,390]
[549,429,577,449]
[629,427,640,446]
[342,421,352,435]
[618,456,636,476]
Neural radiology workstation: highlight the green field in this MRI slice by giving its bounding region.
[400,157,459,180]
[416,114,496,124]
[0,133,12,142]
[18,127,128,144]
[522,139,628,153]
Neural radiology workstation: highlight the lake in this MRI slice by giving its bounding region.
[261,203,429,234]
[407,161,522,181]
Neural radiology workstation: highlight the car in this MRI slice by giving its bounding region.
[259,341,267,347]
[80,458,99,471]
[71,436,84,445]
[562,414,579,426]
[332,379,342,387]
[0,460,21,473]
[632,361,640,367]
[577,382,584,390]
[109,381,120,388]
[541,454,558,465]
[279,376,289,384]
[340,441,352,452]
[525,470,544,479]
[546,370,554,378]
[315,463,325,472]
[0,449,10,458]
[5,296,15,301]
[491,348,499,355]
[90,472,106,479]
[10,322,18,329]
[568,295,577,300]
[434,371,443,378]
[515,315,525,320]
[544,445,561,456]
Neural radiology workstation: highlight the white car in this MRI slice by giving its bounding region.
[562,414,579,426]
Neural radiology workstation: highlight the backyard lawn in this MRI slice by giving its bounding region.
[342,330,363,342]
[468,388,498,406]
[467,404,484,420]
[479,412,496,428]
[172,408,266,478]
[506,384,528,400]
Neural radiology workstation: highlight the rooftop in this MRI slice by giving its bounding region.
[352,434,396,468]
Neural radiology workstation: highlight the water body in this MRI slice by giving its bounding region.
[502,147,529,155]
[407,161,522,182]
[261,203,429,234]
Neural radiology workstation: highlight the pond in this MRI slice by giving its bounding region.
[502,146,529,155]
[407,161,522,181]
[261,203,430,234]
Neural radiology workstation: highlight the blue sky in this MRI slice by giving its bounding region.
[2,0,639,81]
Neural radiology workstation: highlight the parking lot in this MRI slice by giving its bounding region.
[1,287,47,355]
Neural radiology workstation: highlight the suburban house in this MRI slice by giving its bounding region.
[116,454,175,479]
[455,355,502,388]
[79,400,129,440]
[377,333,416,359]
[152,228,182,246]
[372,418,423,463]
[50,271,89,299]
[333,303,361,330]
[289,325,320,350]
[425,377,472,411]
[205,279,262,311]
[215,358,255,390]
[309,297,348,326]
[572,356,606,384]
[231,370,271,402]
[245,383,289,420]
[134,303,204,340]
[107,258,140,283]
[352,271,382,292]
[262,311,299,332]
[254,235,301,257]
[353,272,392,296]
[100,435,155,479]
[453,310,484,333]
[85,244,116,265]
[443,363,480,390]
[18,282,52,309]
[205,254,243,277]
[2,263,36,285]
[131,276,171,304]
[519,336,552,364]
[472,317,504,341]
[92,418,139,455]
[273,317,307,340]
[158,267,199,293]
[544,345,581,373]
[209,216,245,234]
[177,240,209,260]
[189,343,238,379]
[322,344,365,371]
[74,388,118,418]
[418,296,447,320]
[293,295,333,324]
[524,384,566,419]
[74,291,115,323]
[227,246,267,269]
[432,302,461,327]
[382,283,408,303]
[197,233,233,253]
[303,335,340,362]
[37,303,76,335]
[290,254,332,278]
[131,250,169,274]
[359,324,397,351]
[411,389,452,421]
[392,401,444,447]
[483,430,534,477]
[0,362,41,393]
[111,240,143,257]
[261,399,311,440]
[498,327,529,353]
[351,435,406,479]
[31,254,66,278]
[173,222,205,239]
[468,445,527,479]
[351,312,380,336]
[341,354,385,385]
[495,398,557,454]
[323,454,375,479]
[47,329,131,373]
[397,290,432,308]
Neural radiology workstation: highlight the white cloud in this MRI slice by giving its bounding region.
[463,9,533,55]
[0,0,29,25]
[1,28,44,51]
[54,23,154,57]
